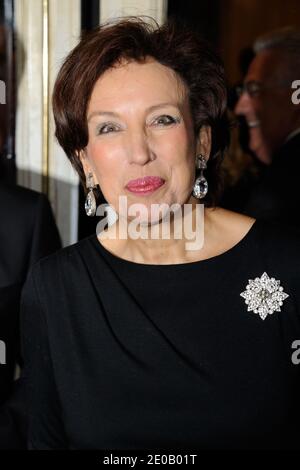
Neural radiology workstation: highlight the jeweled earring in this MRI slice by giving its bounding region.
[85,172,97,216]
[192,154,208,199]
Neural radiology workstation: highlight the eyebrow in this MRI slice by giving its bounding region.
[87,102,181,122]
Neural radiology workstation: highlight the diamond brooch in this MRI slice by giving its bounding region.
[240,272,289,320]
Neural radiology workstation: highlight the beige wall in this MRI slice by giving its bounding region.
[100,0,167,25]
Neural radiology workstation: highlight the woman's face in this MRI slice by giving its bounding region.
[81,56,211,224]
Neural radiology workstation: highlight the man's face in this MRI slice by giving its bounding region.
[235,49,295,159]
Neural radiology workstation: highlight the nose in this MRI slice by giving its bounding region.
[126,130,154,165]
[234,91,252,117]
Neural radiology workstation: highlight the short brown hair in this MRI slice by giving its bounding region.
[52,16,230,206]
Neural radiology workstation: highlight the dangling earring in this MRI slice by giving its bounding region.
[85,172,97,216]
[192,154,208,199]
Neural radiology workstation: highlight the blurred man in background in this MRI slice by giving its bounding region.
[235,27,300,228]
[0,184,62,448]
[0,20,62,448]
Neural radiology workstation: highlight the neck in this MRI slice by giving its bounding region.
[111,195,210,264]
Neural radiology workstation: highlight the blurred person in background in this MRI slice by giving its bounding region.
[235,27,300,228]
[0,184,62,448]
[221,47,266,213]
[0,18,62,449]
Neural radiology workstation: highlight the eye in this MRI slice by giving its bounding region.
[97,123,120,135]
[153,115,179,126]
[247,81,262,97]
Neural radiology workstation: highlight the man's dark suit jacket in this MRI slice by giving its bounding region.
[243,133,300,230]
[0,182,62,448]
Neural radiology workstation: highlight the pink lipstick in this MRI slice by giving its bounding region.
[125,176,165,195]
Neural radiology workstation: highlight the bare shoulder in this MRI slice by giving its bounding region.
[208,207,255,232]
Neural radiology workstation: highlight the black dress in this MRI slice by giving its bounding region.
[20,218,300,450]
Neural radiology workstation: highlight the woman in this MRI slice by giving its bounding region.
[20,17,300,450]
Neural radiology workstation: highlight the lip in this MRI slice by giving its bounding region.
[248,119,261,128]
[125,176,165,195]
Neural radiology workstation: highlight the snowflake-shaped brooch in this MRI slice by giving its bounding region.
[240,272,289,320]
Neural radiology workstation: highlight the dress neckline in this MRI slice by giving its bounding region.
[90,218,259,270]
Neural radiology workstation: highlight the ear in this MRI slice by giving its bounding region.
[78,149,89,176]
[195,126,212,160]
[78,149,99,185]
